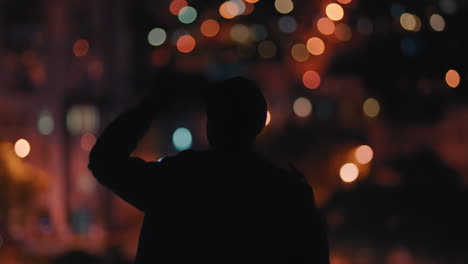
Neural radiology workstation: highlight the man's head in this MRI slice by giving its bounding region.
[205,76,267,150]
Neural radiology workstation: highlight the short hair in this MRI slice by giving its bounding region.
[205,76,267,145]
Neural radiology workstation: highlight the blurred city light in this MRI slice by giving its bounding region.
[430,14,446,31]
[363,98,380,118]
[355,145,373,164]
[278,16,297,33]
[172,127,192,151]
[317,17,335,35]
[400,13,421,32]
[258,41,277,59]
[147,28,167,46]
[302,70,321,89]
[275,0,294,14]
[265,111,271,126]
[326,3,344,21]
[219,1,239,19]
[176,35,196,53]
[293,97,313,118]
[306,37,325,55]
[178,6,197,24]
[14,139,30,158]
[340,163,359,183]
[245,0,259,3]
[291,44,310,62]
[230,24,252,43]
[230,0,246,15]
[445,69,460,88]
[37,110,54,135]
[80,132,96,152]
[201,19,220,37]
[169,0,188,15]
[335,23,352,41]
[337,0,352,4]
[73,39,89,57]
[66,105,100,135]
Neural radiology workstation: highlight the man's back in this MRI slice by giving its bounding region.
[133,149,328,264]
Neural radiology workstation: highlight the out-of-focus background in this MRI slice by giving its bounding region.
[1,0,467,263]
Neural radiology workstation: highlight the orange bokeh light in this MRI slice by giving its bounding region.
[73,39,89,57]
[177,35,196,53]
[201,19,220,37]
[337,0,352,4]
[355,145,374,164]
[169,0,188,16]
[326,3,344,21]
[317,17,335,35]
[265,111,271,126]
[306,37,325,55]
[219,1,239,19]
[302,70,321,89]
[445,69,460,88]
[150,48,171,67]
[245,0,259,3]
[81,132,96,152]
[340,163,359,183]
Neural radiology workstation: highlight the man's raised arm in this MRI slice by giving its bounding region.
[88,102,159,211]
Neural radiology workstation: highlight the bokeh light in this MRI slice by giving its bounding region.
[430,14,445,31]
[445,69,460,88]
[172,127,192,151]
[275,0,294,14]
[201,19,220,37]
[73,39,89,57]
[363,98,380,118]
[340,163,359,183]
[278,16,297,33]
[37,110,54,135]
[258,41,277,59]
[230,0,246,15]
[306,37,325,55]
[219,1,239,19]
[80,132,96,152]
[169,0,188,16]
[14,139,30,158]
[245,0,259,3]
[293,97,313,118]
[335,23,352,41]
[147,28,167,46]
[176,35,196,53]
[337,0,352,4]
[150,48,171,67]
[317,17,335,35]
[230,24,252,43]
[302,70,321,89]
[355,145,374,164]
[326,3,344,21]
[400,13,421,31]
[265,111,271,126]
[291,44,310,62]
[178,6,197,24]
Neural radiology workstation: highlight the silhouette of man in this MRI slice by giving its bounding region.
[89,76,329,264]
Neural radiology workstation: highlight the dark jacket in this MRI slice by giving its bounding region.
[88,104,329,264]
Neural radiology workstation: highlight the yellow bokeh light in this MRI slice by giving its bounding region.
[275,0,294,14]
[306,37,325,55]
[14,139,30,158]
[230,24,252,43]
[340,163,359,183]
[201,19,220,37]
[355,145,374,164]
[430,14,445,31]
[302,70,321,89]
[363,98,380,118]
[400,13,421,31]
[265,111,271,126]
[293,97,312,118]
[445,69,460,88]
[291,44,310,62]
[326,3,344,21]
[219,1,239,19]
[317,17,335,35]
